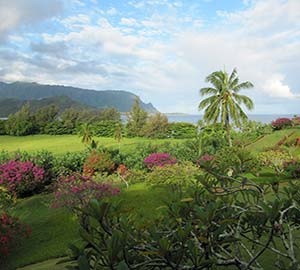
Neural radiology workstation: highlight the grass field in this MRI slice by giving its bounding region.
[2,131,300,269]
[3,184,174,270]
[0,135,183,154]
[246,128,300,154]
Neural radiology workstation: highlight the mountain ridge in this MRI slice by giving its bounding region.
[0,81,158,113]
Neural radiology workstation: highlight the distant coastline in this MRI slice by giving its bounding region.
[165,114,299,124]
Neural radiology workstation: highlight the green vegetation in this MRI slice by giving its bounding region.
[0,81,157,113]
[0,135,183,154]
[199,68,254,146]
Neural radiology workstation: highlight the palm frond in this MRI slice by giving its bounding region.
[200,87,218,96]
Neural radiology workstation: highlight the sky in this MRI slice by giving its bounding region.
[0,0,299,114]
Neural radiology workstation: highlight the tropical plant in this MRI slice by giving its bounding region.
[199,68,254,146]
[126,97,148,137]
[79,123,93,146]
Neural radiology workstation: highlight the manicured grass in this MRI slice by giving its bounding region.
[2,194,80,270]
[247,128,300,153]
[3,183,174,270]
[0,135,183,154]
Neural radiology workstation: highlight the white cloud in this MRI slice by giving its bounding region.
[120,18,138,26]
[0,0,299,114]
[0,0,63,42]
[262,75,294,98]
[106,7,117,16]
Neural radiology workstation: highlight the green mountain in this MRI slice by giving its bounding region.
[0,82,157,113]
[0,96,88,117]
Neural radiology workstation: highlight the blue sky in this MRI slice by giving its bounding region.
[0,0,299,114]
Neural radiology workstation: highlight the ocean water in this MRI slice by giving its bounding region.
[166,114,298,124]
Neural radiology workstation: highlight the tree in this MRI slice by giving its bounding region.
[199,68,254,146]
[5,104,35,136]
[34,104,59,133]
[142,113,169,138]
[126,97,148,137]
[114,122,123,150]
[79,123,93,146]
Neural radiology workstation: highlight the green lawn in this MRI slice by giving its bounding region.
[247,128,300,154]
[0,135,183,154]
[3,183,174,270]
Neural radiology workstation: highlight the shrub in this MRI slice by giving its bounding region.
[292,116,300,126]
[0,212,30,256]
[271,118,292,130]
[0,151,10,164]
[167,122,197,139]
[283,159,300,179]
[92,121,121,137]
[143,153,177,169]
[214,146,261,177]
[67,180,300,269]
[0,160,45,197]
[83,151,115,176]
[52,173,120,229]
[146,162,199,195]
[259,150,292,175]
[53,151,88,176]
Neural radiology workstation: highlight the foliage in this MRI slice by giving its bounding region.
[0,212,31,257]
[283,159,300,179]
[92,121,120,137]
[199,68,254,146]
[142,113,169,138]
[52,173,120,230]
[5,104,36,136]
[292,116,300,126]
[271,117,293,130]
[167,122,197,139]
[53,151,88,176]
[146,162,199,195]
[259,150,292,175]
[199,123,228,154]
[52,173,120,211]
[214,146,261,176]
[0,120,6,135]
[83,151,115,176]
[34,105,59,133]
[143,152,177,169]
[67,175,300,270]
[0,160,45,197]
[79,123,94,145]
[126,97,148,137]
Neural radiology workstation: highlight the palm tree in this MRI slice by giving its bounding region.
[199,68,254,146]
[79,123,93,146]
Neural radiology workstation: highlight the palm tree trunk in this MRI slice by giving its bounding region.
[226,115,232,147]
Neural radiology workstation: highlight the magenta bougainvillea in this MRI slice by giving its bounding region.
[52,173,120,210]
[271,118,292,130]
[0,160,45,197]
[143,153,177,169]
[0,212,31,256]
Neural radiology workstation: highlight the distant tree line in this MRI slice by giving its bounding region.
[0,99,197,139]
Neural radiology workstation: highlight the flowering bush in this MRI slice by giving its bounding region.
[52,173,120,211]
[0,212,30,256]
[283,159,300,179]
[83,151,115,176]
[143,153,177,169]
[271,118,292,130]
[0,160,45,197]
